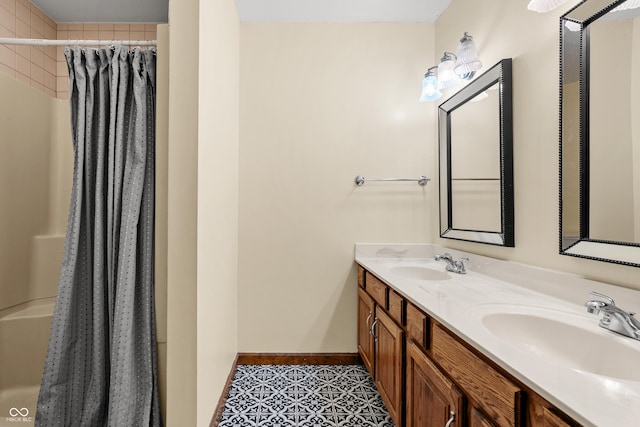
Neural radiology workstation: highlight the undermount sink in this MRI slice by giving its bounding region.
[389,265,451,281]
[477,306,640,381]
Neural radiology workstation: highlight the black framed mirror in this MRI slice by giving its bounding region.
[438,58,514,247]
[560,0,640,267]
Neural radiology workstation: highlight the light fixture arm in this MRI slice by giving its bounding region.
[441,51,457,62]
[459,32,473,43]
[425,65,438,76]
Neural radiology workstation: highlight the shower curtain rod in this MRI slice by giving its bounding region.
[0,37,156,46]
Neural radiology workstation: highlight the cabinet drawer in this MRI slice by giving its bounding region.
[387,290,404,325]
[542,407,573,427]
[406,301,428,349]
[471,407,497,427]
[365,273,388,308]
[432,324,522,427]
[357,265,365,288]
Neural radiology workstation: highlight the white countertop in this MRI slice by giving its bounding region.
[355,243,640,427]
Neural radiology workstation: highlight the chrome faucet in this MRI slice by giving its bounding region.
[585,291,640,341]
[434,253,469,274]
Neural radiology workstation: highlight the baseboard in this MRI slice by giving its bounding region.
[209,352,362,426]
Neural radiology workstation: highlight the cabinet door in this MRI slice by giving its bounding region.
[358,288,376,377]
[374,307,405,427]
[374,306,404,426]
[406,340,464,427]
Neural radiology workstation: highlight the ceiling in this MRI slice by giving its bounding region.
[30,0,169,23]
[235,0,452,23]
[30,0,451,24]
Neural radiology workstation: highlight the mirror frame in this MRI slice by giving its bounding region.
[560,0,640,267]
[438,58,514,247]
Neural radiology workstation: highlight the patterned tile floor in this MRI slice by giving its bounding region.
[218,364,395,427]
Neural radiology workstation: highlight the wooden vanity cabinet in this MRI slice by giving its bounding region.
[357,271,405,427]
[357,265,582,427]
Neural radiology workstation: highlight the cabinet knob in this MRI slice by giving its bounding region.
[445,411,455,427]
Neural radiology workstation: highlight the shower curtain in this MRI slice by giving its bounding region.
[35,45,162,426]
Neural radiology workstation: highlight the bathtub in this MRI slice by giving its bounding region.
[0,297,54,426]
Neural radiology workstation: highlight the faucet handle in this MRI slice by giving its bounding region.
[588,291,615,306]
[457,257,469,274]
[585,300,605,314]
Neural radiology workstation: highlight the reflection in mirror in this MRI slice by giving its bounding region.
[439,58,514,247]
[560,0,640,266]
[451,88,501,232]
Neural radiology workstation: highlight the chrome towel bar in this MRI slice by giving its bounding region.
[354,175,430,186]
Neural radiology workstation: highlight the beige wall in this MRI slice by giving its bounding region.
[0,73,55,310]
[166,0,198,425]
[634,17,640,241]
[166,0,240,424]
[196,0,239,425]
[238,23,435,352]
[434,0,640,289]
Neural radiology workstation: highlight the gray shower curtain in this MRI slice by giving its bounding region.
[35,45,162,426]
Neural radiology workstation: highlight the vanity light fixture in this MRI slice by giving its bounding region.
[527,0,569,13]
[420,32,482,102]
[419,66,442,102]
[613,0,640,11]
[454,32,482,79]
